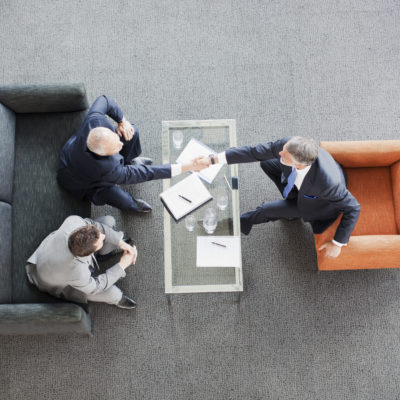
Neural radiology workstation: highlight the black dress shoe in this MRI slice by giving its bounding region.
[134,198,152,213]
[117,295,137,309]
[131,156,153,166]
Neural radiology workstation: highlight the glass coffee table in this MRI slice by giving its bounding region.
[162,119,243,293]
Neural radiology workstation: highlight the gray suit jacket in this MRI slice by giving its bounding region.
[26,215,125,303]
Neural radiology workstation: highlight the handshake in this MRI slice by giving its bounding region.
[182,155,216,173]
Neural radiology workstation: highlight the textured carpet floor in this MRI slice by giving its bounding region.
[1,1,400,399]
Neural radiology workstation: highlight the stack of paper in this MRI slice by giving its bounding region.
[160,174,213,221]
[196,236,242,268]
[176,138,223,184]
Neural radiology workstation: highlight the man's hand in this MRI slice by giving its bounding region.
[319,241,342,258]
[119,250,136,270]
[181,156,212,173]
[118,239,138,264]
[196,156,212,168]
[116,118,134,141]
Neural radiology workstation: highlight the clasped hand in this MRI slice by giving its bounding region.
[116,119,134,141]
[182,156,212,172]
[118,239,138,269]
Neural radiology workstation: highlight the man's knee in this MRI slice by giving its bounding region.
[100,215,116,229]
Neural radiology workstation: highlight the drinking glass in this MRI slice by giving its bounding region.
[203,208,217,234]
[185,214,196,232]
[217,192,228,211]
[173,130,183,149]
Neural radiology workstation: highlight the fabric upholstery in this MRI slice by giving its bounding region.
[0,103,15,203]
[320,140,400,168]
[12,111,91,303]
[0,303,91,335]
[315,230,400,270]
[0,83,88,113]
[316,140,400,270]
[391,160,400,232]
[346,167,398,235]
[0,202,12,303]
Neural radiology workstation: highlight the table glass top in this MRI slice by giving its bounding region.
[162,120,242,293]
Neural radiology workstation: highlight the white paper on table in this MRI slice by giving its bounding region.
[176,138,223,184]
[159,174,212,221]
[196,236,241,268]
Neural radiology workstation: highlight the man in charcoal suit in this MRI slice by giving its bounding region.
[57,95,205,213]
[26,215,138,309]
[198,136,360,258]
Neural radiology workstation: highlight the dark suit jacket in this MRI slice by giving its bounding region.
[226,137,360,243]
[57,95,171,200]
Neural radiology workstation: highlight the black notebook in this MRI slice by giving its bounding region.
[160,174,213,222]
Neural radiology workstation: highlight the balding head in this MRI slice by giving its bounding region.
[87,127,123,156]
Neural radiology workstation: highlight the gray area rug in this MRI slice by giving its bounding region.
[1,1,400,399]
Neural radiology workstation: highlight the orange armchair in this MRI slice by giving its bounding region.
[314,140,400,271]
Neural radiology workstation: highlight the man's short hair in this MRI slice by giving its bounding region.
[68,225,100,257]
[286,136,319,165]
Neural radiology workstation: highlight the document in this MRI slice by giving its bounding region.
[176,138,223,184]
[196,236,242,268]
[160,174,213,221]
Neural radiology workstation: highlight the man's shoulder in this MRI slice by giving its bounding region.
[61,215,87,231]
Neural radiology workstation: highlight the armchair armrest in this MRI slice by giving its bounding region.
[320,140,400,168]
[0,83,88,113]
[315,235,400,271]
[0,303,92,336]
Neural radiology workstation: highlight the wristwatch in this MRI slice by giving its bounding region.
[209,154,215,165]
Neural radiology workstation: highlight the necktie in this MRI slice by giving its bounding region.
[283,168,297,199]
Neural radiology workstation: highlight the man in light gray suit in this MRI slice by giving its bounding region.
[26,215,137,309]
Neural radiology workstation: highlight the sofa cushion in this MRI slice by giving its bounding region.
[0,84,88,113]
[0,103,15,204]
[12,111,91,303]
[346,167,398,236]
[0,201,12,303]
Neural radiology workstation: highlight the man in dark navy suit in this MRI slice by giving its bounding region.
[198,136,360,258]
[57,95,204,213]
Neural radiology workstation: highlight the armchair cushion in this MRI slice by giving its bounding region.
[346,167,398,236]
[391,160,400,232]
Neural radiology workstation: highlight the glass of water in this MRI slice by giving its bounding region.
[185,214,196,232]
[203,208,217,234]
[216,191,228,211]
[173,130,183,149]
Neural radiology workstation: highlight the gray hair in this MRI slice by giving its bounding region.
[286,136,318,165]
[87,127,110,155]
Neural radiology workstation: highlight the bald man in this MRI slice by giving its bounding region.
[57,95,205,212]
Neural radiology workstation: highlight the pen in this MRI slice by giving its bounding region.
[178,194,192,203]
[224,174,232,191]
[211,241,226,248]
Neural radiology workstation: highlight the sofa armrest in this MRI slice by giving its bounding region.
[0,303,92,336]
[0,83,88,113]
[320,140,400,168]
[315,235,400,271]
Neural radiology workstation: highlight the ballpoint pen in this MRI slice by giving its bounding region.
[211,241,226,248]
[178,194,192,203]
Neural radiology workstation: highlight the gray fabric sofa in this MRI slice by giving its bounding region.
[0,84,92,335]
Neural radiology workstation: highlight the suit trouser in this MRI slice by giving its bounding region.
[240,159,303,235]
[91,126,144,211]
[86,215,123,305]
